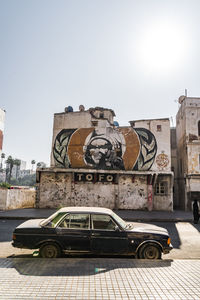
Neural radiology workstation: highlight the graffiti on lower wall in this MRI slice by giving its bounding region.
[53,127,157,171]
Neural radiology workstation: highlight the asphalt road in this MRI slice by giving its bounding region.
[1,219,200,259]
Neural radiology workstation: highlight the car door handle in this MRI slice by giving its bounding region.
[91,233,101,236]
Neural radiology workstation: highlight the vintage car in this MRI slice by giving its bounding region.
[12,207,172,259]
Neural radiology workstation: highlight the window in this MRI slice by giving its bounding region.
[92,214,116,231]
[157,125,162,132]
[43,212,67,228]
[99,112,104,118]
[155,182,168,195]
[58,213,90,229]
[198,121,200,136]
[91,121,98,127]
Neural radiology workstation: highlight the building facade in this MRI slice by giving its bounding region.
[176,96,200,210]
[36,106,173,211]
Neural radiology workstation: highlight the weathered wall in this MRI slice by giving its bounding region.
[51,108,115,167]
[42,107,173,211]
[131,119,171,172]
[153,175,173,211]
[118,175,148,209]
[170,128,179,208]
[176,97,200,210]
[37,170,173,211]
[0,188,7,210]
[0,188,35,210]
[38,172,72,208]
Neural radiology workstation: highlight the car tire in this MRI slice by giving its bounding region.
[39,243,61,258]
[138,243,161,259]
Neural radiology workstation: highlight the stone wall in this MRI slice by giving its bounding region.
[0,188,36,210]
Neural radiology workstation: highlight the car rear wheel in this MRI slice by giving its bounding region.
[39,243,61,258]
[138,244,161,259]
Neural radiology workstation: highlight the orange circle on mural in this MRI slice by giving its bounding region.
[118,127,140,170]
[67,128,94,168]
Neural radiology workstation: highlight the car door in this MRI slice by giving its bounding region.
[90,213,128,254]
[56,213,91,253]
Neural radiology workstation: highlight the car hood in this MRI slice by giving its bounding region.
[128,222,169,236]
[15,219,45,229]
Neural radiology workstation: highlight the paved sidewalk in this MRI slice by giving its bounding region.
[0,258,199,299]
[0,207,193,222]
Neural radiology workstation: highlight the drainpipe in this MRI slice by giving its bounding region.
[147,173,157,211]
[147,174,153,211]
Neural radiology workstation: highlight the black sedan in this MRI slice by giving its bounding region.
[12,207,172,259]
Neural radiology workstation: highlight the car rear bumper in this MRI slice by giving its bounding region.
[12,241,26,248]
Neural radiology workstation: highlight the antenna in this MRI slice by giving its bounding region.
[170,116,174,127]
[185,89,188,97]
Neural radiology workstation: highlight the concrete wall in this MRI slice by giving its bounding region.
[37,169,173,211]
[0,188,35,210]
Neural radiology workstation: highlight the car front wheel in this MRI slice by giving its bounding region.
[39,243,61,258]
[138,244,161,259]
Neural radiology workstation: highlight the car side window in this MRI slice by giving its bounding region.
[92,214,116,231]
[58,213,90,229]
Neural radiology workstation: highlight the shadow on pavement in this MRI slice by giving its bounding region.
[0,220,24,242]
[142,222,181,249]
[191,222,200,232]
[1,257,173,276]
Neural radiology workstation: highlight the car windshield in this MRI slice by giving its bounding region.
[40,211,66,227]
[111,211,127,229]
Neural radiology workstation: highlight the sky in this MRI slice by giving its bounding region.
[1,0,200,169]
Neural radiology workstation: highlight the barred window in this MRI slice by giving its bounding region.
[155,181,168,195]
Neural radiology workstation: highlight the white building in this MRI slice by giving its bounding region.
[176,96,200,210]
[37,106,173,211]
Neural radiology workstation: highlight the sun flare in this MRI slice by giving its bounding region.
[138,20,189,74]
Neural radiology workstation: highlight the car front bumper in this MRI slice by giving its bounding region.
[163,244,173,254]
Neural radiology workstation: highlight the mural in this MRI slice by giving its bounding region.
[53,127,157,171]
[156,152,169,169]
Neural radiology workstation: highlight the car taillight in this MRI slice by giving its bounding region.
[167,237,171,245]
[12,234,16,240]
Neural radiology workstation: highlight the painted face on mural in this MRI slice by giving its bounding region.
[84,135,125,170]
[85,138,112,166]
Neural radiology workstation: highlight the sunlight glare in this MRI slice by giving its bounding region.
[138,20,189,74]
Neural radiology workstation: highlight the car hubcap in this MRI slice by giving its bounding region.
[45,246,56,258]
[144,246,158,259]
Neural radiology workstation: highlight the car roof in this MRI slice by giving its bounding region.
[57,206,113,215]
